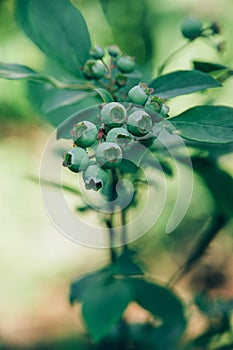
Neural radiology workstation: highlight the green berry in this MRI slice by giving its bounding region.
[71,121,98,148]
[107,44,121,57]
[127,110,152,136]
[128,85,148,105]
[83,164,109,191]
[90,45,104,59]
[63,147,89,173]
[83,59,106,79]
[95,142,122,168]
[106,127,133,151]
[100,102,127,127]
[116,55,135,73]
[181,17,203,40]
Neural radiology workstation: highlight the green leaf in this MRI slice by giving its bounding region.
[193,61,227,73]
[82,278,133,341]
[149,70,221,98]
[27,80,102,127]
[169,105,233,143]
[16,0,91,75]
[94,88,114,103]
[70,269,110,305]
[0,62,50,82]
[15,0,37,45]
[42,89,92,113]
[129,278,186,331]
[191,157,233,219]
[111,249,144,277]
[99,0,154,73]
[128,323,179,350]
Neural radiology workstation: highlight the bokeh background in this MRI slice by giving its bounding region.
[0,0,233,348]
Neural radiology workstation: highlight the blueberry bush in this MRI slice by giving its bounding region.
[1,1,233,349]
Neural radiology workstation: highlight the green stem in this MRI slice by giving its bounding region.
[105,215,117,263]
[46,76,95,90]
[105,168,119,263]
[121,209,128,251]
[217,69,233,83]
[157,41,191,76]
[107,57,116,95]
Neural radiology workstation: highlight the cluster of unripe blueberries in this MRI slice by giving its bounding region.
[81,44,136,83]
[63,83,169,192]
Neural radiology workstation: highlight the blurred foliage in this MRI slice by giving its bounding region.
[0,0,233,349]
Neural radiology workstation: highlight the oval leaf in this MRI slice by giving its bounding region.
[0,62,49,82]
[129,278,186,332]
[16,0,38,45]
[70,269,110,305]
[149,70,221,98]
[193,61,227,73]
[169,105,233,143]
[42,89,91,113]
[17,0,91,75]
[82,278,133,341]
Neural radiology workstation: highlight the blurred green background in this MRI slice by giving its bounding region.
[0,0,233,348]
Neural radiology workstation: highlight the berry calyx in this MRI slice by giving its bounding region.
[127,110,152,136]
[95,142,122,168]
[82,164,109,191]
[181,17,203,40]
[100,102,127,127]
[71,121,98,148]
[116,55,136,73]
[82,59,106,79]
[106,127,133,151]
[210,22,221,35]
[145,96,169,117]
[63,147,89,173]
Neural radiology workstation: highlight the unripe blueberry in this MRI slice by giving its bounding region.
[127,110,152,136]
[83,164,109,191]
[90,45,104,59]
[106,127,134,151]
[95,142,122,168]
[71,121,98,148]
[63,147,89,173]
[83,59,106,79]
[100,102,127,127]
[128,84,148,105]
[116,55,135,73]
[181,17,203,40]
[107,44,121,57]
